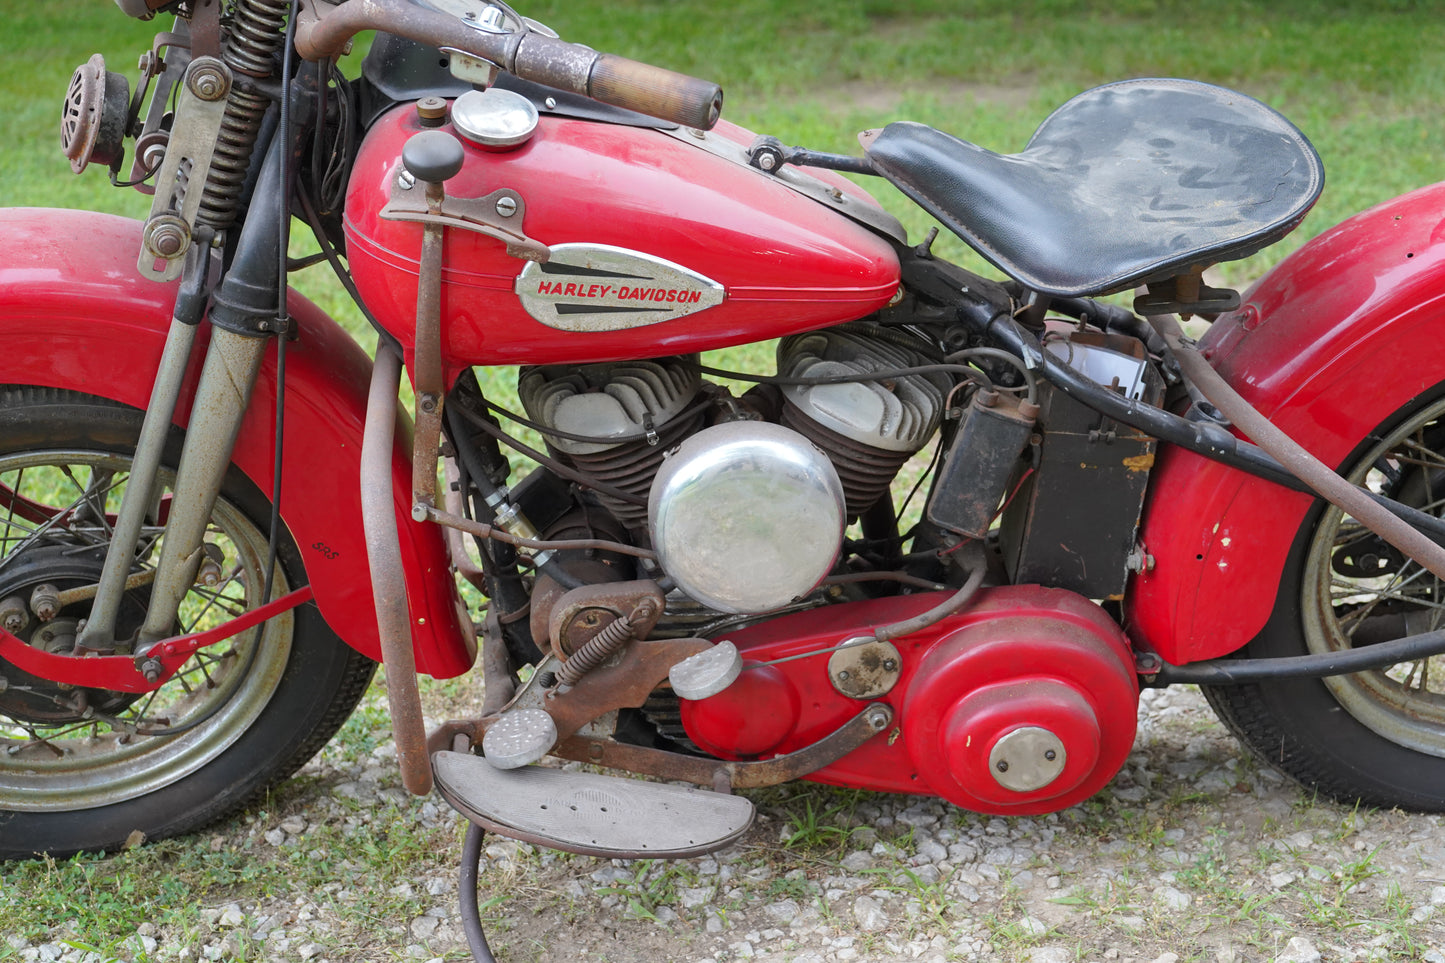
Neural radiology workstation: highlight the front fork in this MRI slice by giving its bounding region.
[76,130,288,652]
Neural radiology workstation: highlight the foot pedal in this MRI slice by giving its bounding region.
[433,750,755,859]
[481,707,557,770]
[669,639,743,700]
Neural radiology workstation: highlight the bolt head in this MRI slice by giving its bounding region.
[187,63,228,101]
[495,196,518,218]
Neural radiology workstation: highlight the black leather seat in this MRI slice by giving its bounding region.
[862,78,1323,297]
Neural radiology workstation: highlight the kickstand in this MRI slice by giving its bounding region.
[459,824,499,963]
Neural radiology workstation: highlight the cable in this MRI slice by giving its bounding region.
[296,182,405,355]
[452,404,649,507]
[944,347,1037,403]
[697,362,991,390]
[459,825,499,963]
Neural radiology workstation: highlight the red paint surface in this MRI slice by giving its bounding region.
[1128,182,1445,664]
[0,586,315,693]
[682,586,1138,815]
[344,110,901,369]
[0,208,474,678]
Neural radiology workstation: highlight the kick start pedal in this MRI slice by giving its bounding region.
[433,750,755,859]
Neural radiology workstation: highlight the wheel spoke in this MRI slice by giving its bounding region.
[2,467,26,552]
[1395,437,1445,472]
[0,474,119,573]
[178,568,248,632]
[0,409,331,838]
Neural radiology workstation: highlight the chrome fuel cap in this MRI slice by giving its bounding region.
[451,87,539,151]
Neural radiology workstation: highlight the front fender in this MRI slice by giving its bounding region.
[1127,183,1445,664]
[0,208,474,678]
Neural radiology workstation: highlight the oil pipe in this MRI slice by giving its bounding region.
[1152,627,1445,685]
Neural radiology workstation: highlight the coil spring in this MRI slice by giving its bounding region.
[195,0,290,231]
[554,612,638,689]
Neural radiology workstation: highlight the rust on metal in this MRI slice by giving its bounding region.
[296,0,526,65]
[408,181,447,519]
[543,636,711,741]
[553,702,894,789]
[440,457,486,590]
[827,637,902,700]
[44,570,158,613]
[426,632,701,758]
[477,606,516,717]
[422,504,658,560]
[360,346,433,795]
[382,182,548,263]
[548,580,664,655]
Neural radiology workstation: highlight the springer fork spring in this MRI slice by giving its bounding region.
[195,0,291,231]
[554,611,639,690]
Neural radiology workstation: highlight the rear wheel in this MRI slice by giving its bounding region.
[1205,388,1445,809]
[0,388,374,857]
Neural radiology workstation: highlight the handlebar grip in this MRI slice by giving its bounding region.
[588,54,724,131]
[511,34,723,130]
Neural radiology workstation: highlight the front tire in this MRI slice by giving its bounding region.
[1206,387,1445,810]
[0,388,375,857]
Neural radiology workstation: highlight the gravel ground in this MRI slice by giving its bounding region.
[9,685,1445,963]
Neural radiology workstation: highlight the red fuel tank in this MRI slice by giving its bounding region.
[344,104,902,367]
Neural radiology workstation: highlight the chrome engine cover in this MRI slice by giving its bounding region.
[648,422,845,615]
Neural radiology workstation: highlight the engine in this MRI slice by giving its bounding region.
[516,321,950,615]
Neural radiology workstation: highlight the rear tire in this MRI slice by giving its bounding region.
[0,388,375,857]
[1205,387,1445,810]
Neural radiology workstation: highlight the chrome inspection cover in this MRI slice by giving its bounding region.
[648,421,846,615]
[451,87,539,150]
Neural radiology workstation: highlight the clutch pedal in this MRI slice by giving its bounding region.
[433,750,754,859]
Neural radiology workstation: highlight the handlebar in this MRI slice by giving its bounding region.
[295,0,723,130]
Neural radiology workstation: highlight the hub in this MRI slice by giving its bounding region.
[0,546,147,725]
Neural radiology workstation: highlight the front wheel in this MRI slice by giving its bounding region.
[0,388,375,857]
[1206,387,1445,810]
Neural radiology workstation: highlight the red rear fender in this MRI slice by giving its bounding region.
[0,208,474,677]
[1127,183,1445,664]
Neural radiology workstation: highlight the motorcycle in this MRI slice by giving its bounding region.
[5,0,1445,957]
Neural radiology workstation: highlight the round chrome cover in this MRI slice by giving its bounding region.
[648,422,845,615]
[451,87,539,150]
[989,726,1067,793]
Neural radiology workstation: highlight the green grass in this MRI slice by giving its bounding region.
[5,0,1444,287]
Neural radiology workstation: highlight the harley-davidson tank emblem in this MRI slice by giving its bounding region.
[515,244,725,331]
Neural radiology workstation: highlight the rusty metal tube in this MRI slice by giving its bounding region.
[294,0,721,129]
[360,345,433,795]
[1153,314,1445,583]
[421,504,658,561]
[873,544,987,643]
